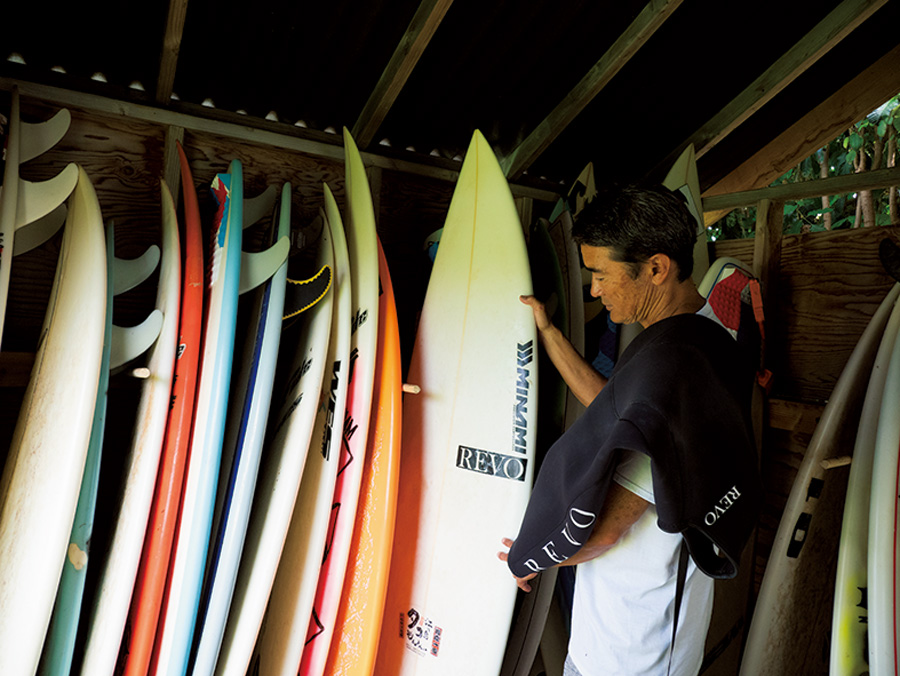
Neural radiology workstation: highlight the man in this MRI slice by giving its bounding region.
[499,185,761,676]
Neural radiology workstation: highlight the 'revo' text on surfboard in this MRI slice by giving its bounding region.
[455,340,534,482]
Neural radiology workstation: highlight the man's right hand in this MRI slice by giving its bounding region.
[520,294,552,333]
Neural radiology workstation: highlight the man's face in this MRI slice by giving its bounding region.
[581,244,652,326]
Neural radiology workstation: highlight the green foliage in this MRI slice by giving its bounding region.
[710,93,900,241]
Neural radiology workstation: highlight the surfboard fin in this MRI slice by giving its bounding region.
[20,108,72,164]
[243,184,278,230]
[113,245,161,295]
[15,163,79,229]
[568,161,596,217]
[283,264,332,320]
[11,203,66,256]
[239,236,290,294]
[109,309,164,370]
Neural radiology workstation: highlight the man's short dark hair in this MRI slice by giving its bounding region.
[571,184,698,282]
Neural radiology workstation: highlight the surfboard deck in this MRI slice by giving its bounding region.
[78,178,182,676]
[151,162,243,676]
[500,217,570,676]
[830,286,900,675]
[121,142,205,676]
[190,181,290,676]
[299,127,380,676]
[545,208,584,430]
[322,237,402,676]
[867,285,900,676]
[0,166,106,676]
[36,222,115,676]
[375,129,537,676]
[213,210,335,676]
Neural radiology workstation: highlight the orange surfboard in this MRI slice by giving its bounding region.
[323,237,402,676]
[119,141,204,676]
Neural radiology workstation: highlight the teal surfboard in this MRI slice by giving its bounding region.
[190,182,291,675]
[152,161,244,676]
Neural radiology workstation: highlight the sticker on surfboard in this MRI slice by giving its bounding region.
[402,608,443,658]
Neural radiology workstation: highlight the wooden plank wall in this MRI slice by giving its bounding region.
[714,225,900,598]
[0,100,462,447]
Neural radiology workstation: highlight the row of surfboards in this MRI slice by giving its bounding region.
[9,86,896,676]
[0,87,545,676]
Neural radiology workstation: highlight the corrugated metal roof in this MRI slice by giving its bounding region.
[2,0,899,191]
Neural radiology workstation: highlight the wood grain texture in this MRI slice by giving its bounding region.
[774,225,899,402]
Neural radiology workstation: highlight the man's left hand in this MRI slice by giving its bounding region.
[498,537,537,592]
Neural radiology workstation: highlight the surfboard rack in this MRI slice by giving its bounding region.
[820,455,852,470]
[402,383,421,394]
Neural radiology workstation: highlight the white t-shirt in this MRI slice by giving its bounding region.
[567,451,714,676]
[568,305,724,676]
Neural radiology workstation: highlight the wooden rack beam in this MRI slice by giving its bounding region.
[702,43,900,226]
[352,0,454,150]
[703,165,900,211]
[501,0,682,181]
[1,77,559,203]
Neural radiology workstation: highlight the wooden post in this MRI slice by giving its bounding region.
[753,199,784,312]
[162,126,185,204]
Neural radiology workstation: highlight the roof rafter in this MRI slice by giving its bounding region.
[702,42,900,224]
[352,0,454,149]
[500,0,683,181]
[156,0,191,104]
[654,0,889,177]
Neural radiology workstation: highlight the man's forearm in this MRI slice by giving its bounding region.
[539,323,607,406]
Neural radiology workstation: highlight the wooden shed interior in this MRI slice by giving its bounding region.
[2,0,900,673]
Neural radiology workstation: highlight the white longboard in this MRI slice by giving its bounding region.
[741,284,900,675]
[37,224,161,676]
[375,130,537,676]
[78,179,182,676]
[0,166,106,676]
[868,286,900,675]
[830,286,900,675]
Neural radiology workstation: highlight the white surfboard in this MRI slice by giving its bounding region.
[740,283,900,675]
[250,183,352,676]
[298,127,380,676]
[830,285,900,675]
[0,166,106,676]
[214,210,335,676]
[78,179,182,676]
[868,286,900,676]
[37,225,163,676]
[190,182,291,676]
[375,129,537,676]
[546,208,585,429]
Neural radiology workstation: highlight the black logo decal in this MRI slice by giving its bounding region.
[456,446,527,482]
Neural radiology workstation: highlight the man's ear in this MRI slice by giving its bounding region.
[647,253,674,285]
